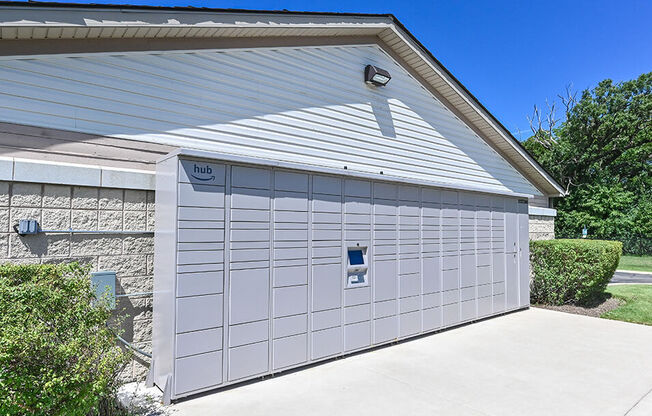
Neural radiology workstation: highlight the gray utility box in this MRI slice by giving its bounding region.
[152,149,530,401]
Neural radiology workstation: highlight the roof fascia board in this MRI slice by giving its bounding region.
[0,5,394,27]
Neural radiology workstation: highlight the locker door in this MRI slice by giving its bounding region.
[518,200,530,307]
[505,198,519,311]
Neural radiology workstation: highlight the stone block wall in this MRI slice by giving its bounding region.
[0,181,154,382]
[529,214,555,241]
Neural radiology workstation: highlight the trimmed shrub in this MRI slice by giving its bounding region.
[530,239,622,305]
[0,263,130,416]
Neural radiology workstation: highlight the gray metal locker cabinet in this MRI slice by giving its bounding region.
[153,149,535,402]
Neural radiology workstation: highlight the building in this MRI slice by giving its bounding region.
[0,2,563,390]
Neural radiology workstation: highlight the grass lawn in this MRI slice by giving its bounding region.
[617,255,652,272]
[602,284,652,326]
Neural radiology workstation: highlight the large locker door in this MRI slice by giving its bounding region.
[441,190,460,327]
[227,166,271,382]
[505,198,520,311]
[343,179,372,352]
[174,160,226,396]
[518,200,530,307]
[459,192,477,322]
[398,185,422,338]
[272,171,309,370]
[310,175,343,360]
[421,188,442,332]
[372,182,398,344]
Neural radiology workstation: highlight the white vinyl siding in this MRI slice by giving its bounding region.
[0,44,540,195]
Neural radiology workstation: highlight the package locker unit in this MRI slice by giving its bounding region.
[152,149,530,402]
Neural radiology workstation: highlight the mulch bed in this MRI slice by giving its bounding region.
[534,296,622,318]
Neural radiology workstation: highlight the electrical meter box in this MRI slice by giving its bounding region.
[152,149,530,403]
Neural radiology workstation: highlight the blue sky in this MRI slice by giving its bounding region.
[53,0,652,140]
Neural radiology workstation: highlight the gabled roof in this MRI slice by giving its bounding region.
[0,1,565,196]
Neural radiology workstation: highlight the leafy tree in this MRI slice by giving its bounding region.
[523,72,651,249]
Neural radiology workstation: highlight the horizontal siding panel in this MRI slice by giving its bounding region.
[0,44,538,195]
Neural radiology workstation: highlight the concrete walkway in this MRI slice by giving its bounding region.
[611,270,652,284]
[164,308,652,416]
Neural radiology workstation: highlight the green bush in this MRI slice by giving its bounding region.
[530,239,622,305]
[0,263,130,416]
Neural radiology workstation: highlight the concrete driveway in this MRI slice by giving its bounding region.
[169,308,652,416]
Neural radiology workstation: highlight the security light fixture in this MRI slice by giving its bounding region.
[364,64,391,86]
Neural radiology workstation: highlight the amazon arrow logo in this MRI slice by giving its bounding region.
[191,164,215,182]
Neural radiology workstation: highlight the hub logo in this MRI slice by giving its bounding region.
[190,164,215,182]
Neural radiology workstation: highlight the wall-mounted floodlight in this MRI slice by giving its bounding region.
[364,65,391,86]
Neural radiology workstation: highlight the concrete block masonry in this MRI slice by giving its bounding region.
[529,215,555,241]
[0,181,155,382]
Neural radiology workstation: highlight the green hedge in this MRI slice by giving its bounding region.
[530,239,622,305]
[0,263,130,416]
